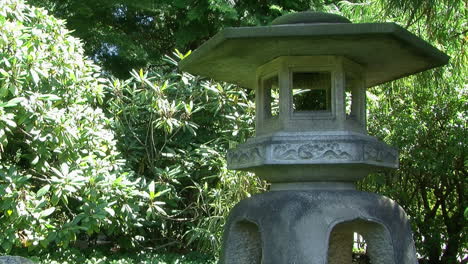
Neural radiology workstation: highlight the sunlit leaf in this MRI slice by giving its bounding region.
[41,207,55,217]
[36,185,50,197]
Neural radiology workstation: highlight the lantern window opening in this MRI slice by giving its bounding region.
[345,72,360,120]
[345,90,353,117]
[262,74,280,119]
[292,71,332,113]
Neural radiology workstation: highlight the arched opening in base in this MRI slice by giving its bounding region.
[327,219,395,264]
[223,220,262,264]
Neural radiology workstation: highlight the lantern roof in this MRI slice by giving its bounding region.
[179,12,449,88]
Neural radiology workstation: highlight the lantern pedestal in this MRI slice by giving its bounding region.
[220,190,417,264]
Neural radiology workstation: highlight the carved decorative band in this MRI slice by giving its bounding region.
[227,146,264,165]
[273,142,353,161]
[364,144,397,164]
[227,140,398,168]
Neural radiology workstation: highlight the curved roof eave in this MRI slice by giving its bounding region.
[179,23,449,89]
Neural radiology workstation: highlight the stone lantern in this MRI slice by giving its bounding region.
[179,12,448,264]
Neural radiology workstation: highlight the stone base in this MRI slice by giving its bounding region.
[0,256,35,264]
[220,190,417,264]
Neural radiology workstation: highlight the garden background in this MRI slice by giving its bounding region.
[0,0,466,263]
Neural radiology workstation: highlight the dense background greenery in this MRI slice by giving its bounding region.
[342,1,467,263]
[0,0,161,252]
[31,248,215,264]
[0,0,466,263]
[27,0,342,78]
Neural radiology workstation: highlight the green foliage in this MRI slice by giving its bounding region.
[2,0,466,262]
[28,0,343,77]
[22,248,214,264]
[0,0,266,254]
[105,52,266,253]
[0,0,162,253]
[365,73,466,264]
[340,0,467,262]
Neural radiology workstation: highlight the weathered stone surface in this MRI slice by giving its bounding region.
[0,256,35,264]
[271,11,351,25]
[220,190,417,264]
[327,225,353,264]
[179,13,448,89]
[227,131,398,182]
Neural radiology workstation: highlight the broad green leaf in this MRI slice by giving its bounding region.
[154,188,170,198]
[1,118,16,127]
[41,207,55,217]
[31,155,39,165]
[30,69,40,85]
[153,205,166,215]
[51,190,60,205]
[37,94,61,101]
[104,207,115,217]
[148,181,155,199]
[0,69,9,77]
[0,97,25,108]
[2,241,12,253]
[36,185,50,197]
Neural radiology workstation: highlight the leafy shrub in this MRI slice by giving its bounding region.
[23,248,215,264]
[341,1,467,262]
[105,53,267,253]
[0,0,264,254]
[0,0,160,252]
